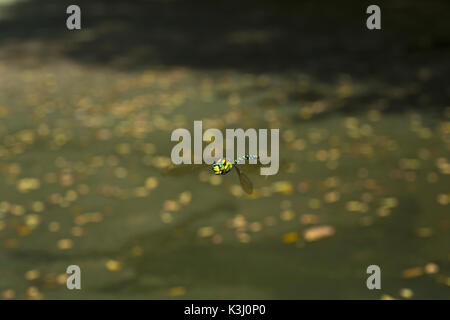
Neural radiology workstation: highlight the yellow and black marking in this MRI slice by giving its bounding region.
[210,155,258,194]
[211,158,234,175]
[164,155,258,194]
[210,155,258,176]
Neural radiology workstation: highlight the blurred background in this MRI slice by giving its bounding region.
[0,0,449,299]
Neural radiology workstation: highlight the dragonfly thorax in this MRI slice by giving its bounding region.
[211,158,233,175]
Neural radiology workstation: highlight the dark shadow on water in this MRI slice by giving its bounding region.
[0,0,449,115]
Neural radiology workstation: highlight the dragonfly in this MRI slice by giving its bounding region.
[162,155,259,194]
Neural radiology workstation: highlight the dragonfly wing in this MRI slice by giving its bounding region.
[234,166,253,194]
